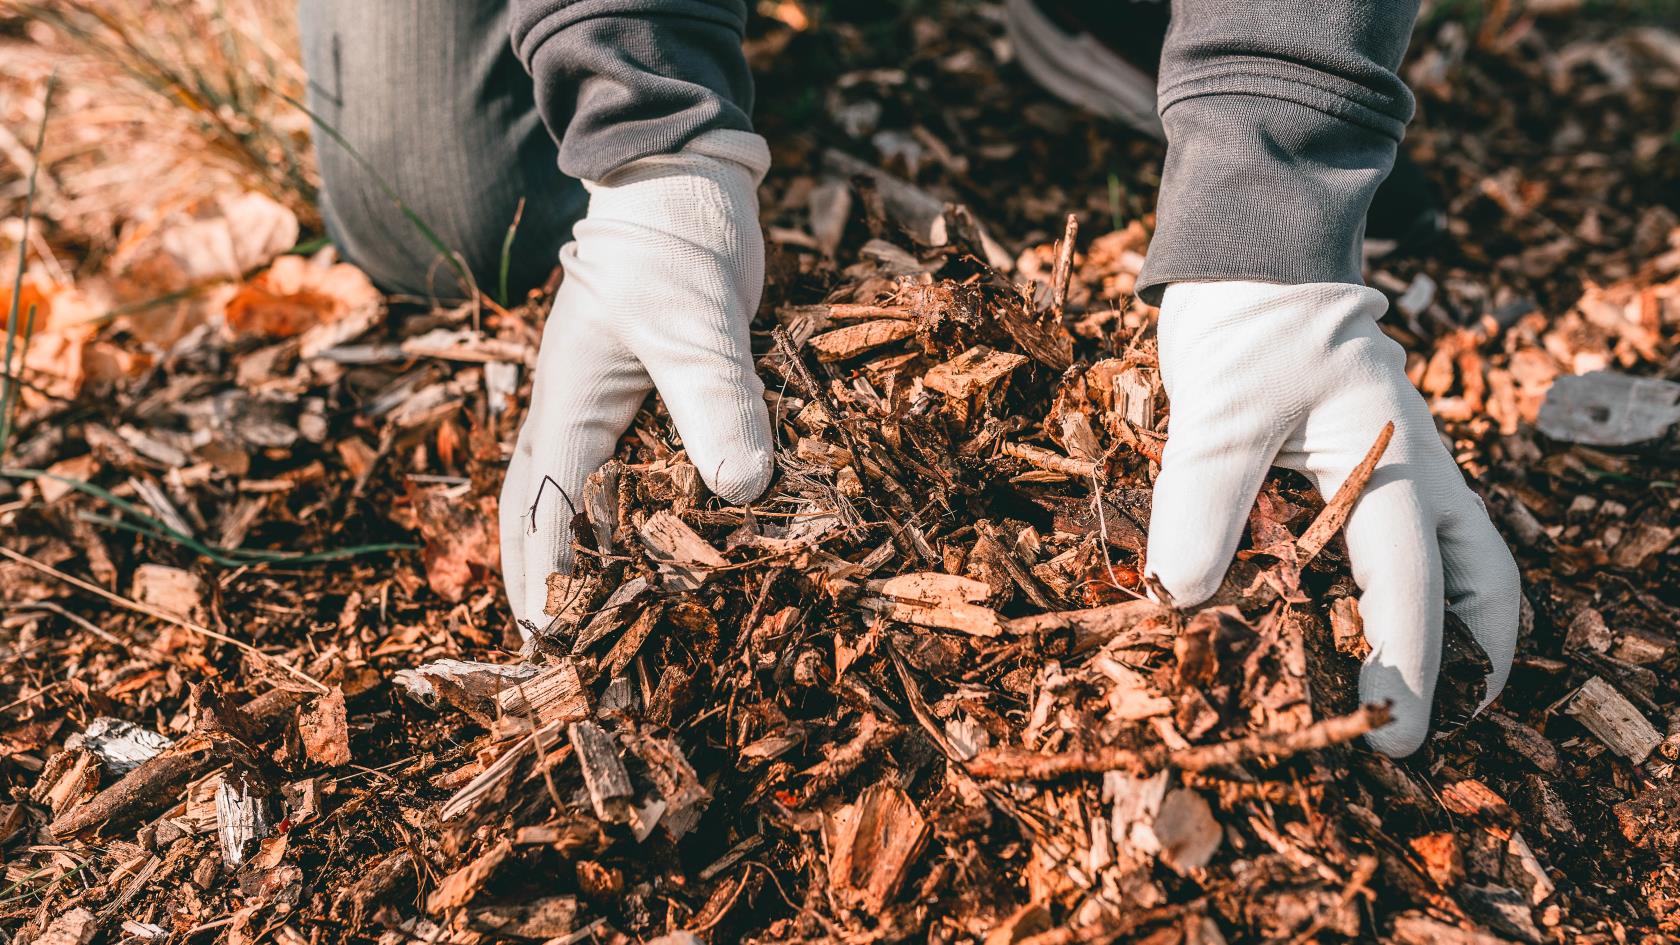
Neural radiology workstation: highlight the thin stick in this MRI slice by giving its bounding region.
[0,545,328,693]
[1049,212,1078,319]
[1297,421,1394,564]
[1001,441,1095,478]
[965,702,1390,780]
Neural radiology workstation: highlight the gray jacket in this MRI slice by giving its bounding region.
[509,0,1419,304]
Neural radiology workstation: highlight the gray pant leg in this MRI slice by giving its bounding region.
[298,0,586,301]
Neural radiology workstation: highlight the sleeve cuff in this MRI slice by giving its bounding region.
[512,0,754,182]
[1135,94,1398,305]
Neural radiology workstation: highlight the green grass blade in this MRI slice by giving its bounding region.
[498,197,526,307]
[2,74,55,462]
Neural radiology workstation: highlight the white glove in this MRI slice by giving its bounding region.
[1146,281,1521,757]
[500,130,775,631]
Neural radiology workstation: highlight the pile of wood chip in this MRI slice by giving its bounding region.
[5,4,1680,944]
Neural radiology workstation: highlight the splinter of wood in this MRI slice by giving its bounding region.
[1297,420,1395,564]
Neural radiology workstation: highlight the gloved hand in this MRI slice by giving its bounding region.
[1145,281,1521,757]
[500,130,775,633]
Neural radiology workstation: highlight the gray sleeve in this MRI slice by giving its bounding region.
[1134,1,1420,305]
[509,0,754,183]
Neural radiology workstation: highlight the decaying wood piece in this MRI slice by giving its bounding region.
[601,607,661,679]
[862,572,1004,636]
[824,783,931,913]
[427,839,511,914]
[639,511,727,591]
[30,748,100,818]
[1298,421,1394,564]
[496,659,591,727]
[1048,213,1078,320]
[393,659,542,726]
[568,721,633,823]
[1113,366,1155,431]
[1006,599,1171,653]
[1564,675,1662,762]
[1536,370,1680,447]
[967,703,1390,779]
[581,461,622,553]
[808,319,917,362]
[973,521,1063,609]
[622,730,710,841]
[468,897,580,939]
[573,576,650,651]
[50,734,218,839]
[924,346,1030,402]
[441,720,567,823]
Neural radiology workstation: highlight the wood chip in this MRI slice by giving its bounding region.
[862,572,1004,636]
[639,511,727,591]
[1153,788,1222,874]
[568,721,633,824]
[296,687,350,768]
[1564,675,1662,762]
[923,346,1029,400]
[495,659,591,728]
[808,319,917,362]
[824,783,930,912]
[427,839,511,914]
[129,564,206,624]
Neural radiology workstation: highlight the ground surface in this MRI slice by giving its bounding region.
[3,2,1680,943]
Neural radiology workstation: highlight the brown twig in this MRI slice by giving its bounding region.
[1048,212,1078,320]
[1296,421,1394,564]
[1001,441,1095,478]
[965,702,1391,780]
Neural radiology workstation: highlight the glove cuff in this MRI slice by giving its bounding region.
[586,129,771,193]
[682,129,771,183]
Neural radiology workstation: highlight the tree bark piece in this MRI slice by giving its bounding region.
[1006,599,1171,654]
[924,346,1029,401]
[824,783,930,913]
[496,659,591,728]
[1564,675,1662,763]
[427,839,511,914]
[623,731,710,842]
[568,721,633,824]
[862,572,1004,637]
[808,320,916,362]
[639,511,726,591]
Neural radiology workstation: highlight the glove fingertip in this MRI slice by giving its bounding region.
[1144,551,1227,610]
[705,445,774,505]
[1360,662,1433,758]
[1363,711,1429,758]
